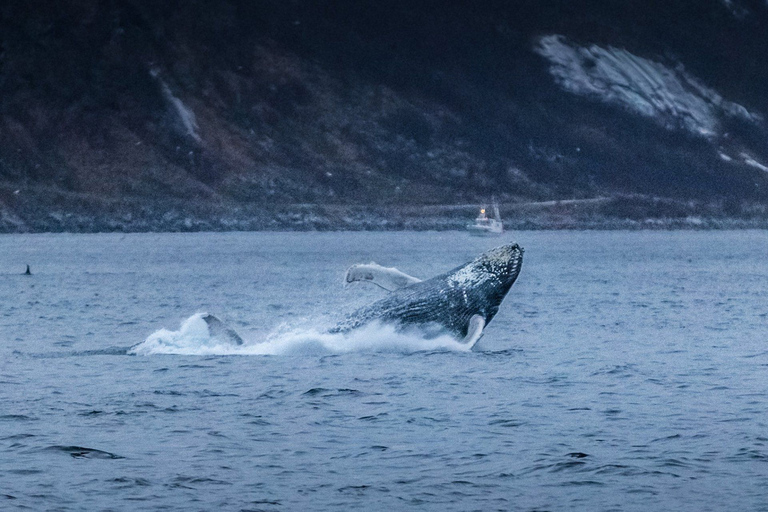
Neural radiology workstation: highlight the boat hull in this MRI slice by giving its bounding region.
[467,225,504,236]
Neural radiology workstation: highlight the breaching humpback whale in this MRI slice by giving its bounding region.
[332,243,524,348]
[197,243,523,349]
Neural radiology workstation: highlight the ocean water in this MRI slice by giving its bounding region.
[1,230,767,511]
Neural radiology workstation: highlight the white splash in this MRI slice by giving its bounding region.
[534,35,761,138]
[129,313,469,356]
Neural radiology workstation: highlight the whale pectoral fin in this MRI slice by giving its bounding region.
[344,262,422,292]
[202,314,244,346]
[462,314,485,349]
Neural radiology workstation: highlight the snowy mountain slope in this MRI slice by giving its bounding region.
[1,0,767,231]
[535,34,761,138]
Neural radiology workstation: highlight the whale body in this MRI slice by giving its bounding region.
[333,243,524,348]
[185,243,523,350]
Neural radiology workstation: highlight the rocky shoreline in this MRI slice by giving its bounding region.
[3,188,767,233]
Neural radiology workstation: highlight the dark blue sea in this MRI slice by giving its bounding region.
[2,231,767,511]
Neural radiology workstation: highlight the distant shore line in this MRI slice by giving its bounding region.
[2,217,768,234]
[2,194,768,233]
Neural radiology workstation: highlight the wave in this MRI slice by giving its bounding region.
[129,313,469,356]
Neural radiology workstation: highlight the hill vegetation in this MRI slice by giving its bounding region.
[1,0,768,231]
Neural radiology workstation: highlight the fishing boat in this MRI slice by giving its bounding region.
[467,204,503,236]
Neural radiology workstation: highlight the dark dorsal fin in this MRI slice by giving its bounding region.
[201,314,244,345]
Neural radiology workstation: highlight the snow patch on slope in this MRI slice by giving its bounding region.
[535,35,761,138]
[741,154,768,173]
[721,0,750,19]
[150,68,201,142]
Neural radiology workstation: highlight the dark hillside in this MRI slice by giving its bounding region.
[1,1,768,231]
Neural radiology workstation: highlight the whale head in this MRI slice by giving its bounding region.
[445,243,524,326]
[471,243,524,284]
[449,243,523,288]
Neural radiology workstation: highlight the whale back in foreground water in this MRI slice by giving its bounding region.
[332,243,524,348]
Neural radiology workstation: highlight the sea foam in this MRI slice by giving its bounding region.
[129,313,469,356]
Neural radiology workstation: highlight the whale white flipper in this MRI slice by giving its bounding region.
[202,314,243,346]
[344,263,422,292]
[462,314,485,349]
